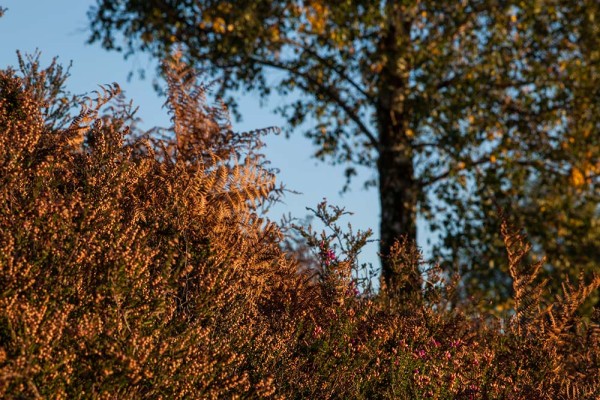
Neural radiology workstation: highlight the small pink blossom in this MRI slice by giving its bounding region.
[414,349,427,359]
[319,241,337,266]
[312,325,323,338]
[346,281,360,297]
[324,249,336,265]
[466,384,480,400]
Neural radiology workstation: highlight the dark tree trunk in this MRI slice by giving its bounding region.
[377,134,419,294]
[377,2,421,297]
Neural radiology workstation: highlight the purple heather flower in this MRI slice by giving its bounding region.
[415,349,427,359]
[346,282,360,297]
[312,325,323,338]
[319,241,337,266]
[324,249,336,265]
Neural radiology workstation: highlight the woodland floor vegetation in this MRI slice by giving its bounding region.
[0,54,599,399]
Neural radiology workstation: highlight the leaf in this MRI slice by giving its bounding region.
[570,167,586,187]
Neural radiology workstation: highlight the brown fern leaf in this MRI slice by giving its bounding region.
[547,272,600,343]
[501,220,547,336]
[63,83,121,150]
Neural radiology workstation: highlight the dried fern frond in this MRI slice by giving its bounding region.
[547,272,600,344]
[501,220,547,336]
[83,82,121,112]
[63,82,122,150]
[161,51,277,164]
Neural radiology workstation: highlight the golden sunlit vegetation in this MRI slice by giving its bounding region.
[88,1,600,307]
[1,53,598,399]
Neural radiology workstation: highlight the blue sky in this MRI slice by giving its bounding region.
[0,1,436,273]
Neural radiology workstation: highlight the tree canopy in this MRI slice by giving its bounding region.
[88,0,599,305]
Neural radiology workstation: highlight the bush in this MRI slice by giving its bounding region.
[0,54,598,399]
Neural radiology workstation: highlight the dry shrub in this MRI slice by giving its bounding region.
[0,54,598,399]
[0,53,306,399]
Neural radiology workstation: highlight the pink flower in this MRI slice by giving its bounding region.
[466,384,480,399]
[346,282,360,297]
[324,249,336,265]
[312,325,323,338]
[414,349,427,359]
[319,241,337,266]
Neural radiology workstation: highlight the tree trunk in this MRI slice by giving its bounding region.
[377,2,421,297]
[377,135,419,295]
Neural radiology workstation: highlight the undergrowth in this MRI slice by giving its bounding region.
[0,53,598,399]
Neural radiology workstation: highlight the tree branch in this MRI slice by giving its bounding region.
[248,56,380,150]
[421,156,491,187]
[282,38,376,103]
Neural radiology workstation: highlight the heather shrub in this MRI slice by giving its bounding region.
[0,54,598,399]
[0,54,303,398]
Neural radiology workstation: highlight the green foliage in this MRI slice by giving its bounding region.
[87,0,599,306]
[1,54,599,399]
